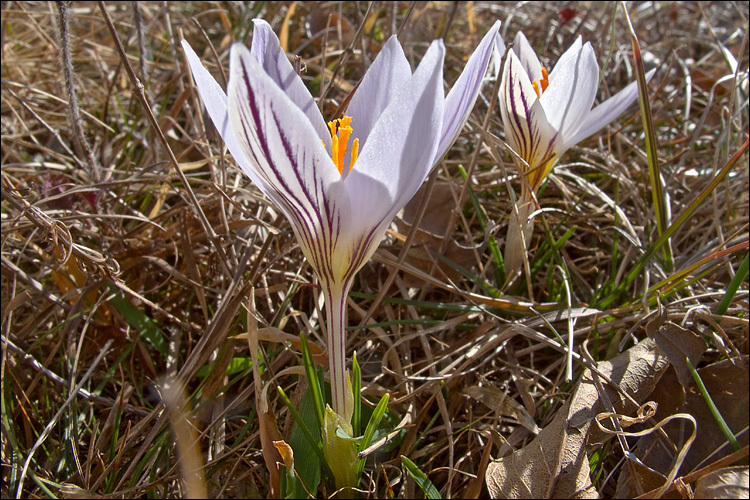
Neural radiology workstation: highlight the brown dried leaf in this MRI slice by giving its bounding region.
[246,295,282,498]
[272,440,295,474]
[464,385,540,434]
[395,182,478,286]
[694,466,749,499]
[619,357,750,498]
[399,182,456,243]
[618,459,669,499]
[648,320,707,389]
[486,338,669,499]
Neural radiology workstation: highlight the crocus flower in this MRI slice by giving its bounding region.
[500,31,654,280]
[182,19,502,431]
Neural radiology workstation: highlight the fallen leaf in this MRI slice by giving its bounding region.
[273,440,295,474]
[694,466,749,499]
[395,182,480,286]
[617,357,749,497]
[486,338,669,498]
[464,385,540,434]
[647,320,707,389]
[399,182,456,243]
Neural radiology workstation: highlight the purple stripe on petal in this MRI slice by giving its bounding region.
[235,56,343,284]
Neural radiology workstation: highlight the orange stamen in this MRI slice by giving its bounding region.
[532,81,541,98]
[540,67,549,92]
[336,116,352,169]
[326,116,358,175]
[351,138,359,168]
[532,67,550,98]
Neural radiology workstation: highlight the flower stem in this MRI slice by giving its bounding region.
[504,186,536,282]
[323,280,352,418]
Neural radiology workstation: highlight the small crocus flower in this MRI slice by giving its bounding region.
[182,19,502,434]
[500,31,654,280]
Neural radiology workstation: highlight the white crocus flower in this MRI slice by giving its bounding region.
[501,31,654,281]
[182,19,503,432]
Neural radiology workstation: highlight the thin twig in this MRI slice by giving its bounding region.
[56,1,101,183]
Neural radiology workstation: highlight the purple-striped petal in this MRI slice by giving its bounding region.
[181,40,286,204]
[228,42,351,285]
[500,50,557,178]
[250,19,330,146]
[435,20,503,163]
[512,31,544,84]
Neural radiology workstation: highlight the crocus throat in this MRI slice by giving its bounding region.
[326,116,359,175]
[532,67,549,98]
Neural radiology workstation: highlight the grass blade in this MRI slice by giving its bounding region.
[600,139,748,309]
[459,165,505,286]
[356,393,389,478]
[401,455,441,499]
[622,2,673,272]
[686,358,741,451]
[106,283,168,357]
[716,252,749,315]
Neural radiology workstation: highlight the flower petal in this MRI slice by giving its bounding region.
[250,19,330,145]
[228,42,350,285]
[546,35,583,82]
[341,40,446,278]
[540,39,599,144]
[345,35,412,150]
[181,40,230,136]
[512,31,544,83]
[435,20,503,164]
[500,50,557,175]
[182,40,281,199]
[566,68,657,148]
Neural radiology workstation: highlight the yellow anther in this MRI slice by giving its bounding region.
[350,137,359,168]
[326,116,358,175]
[532,67,550,98]
[540,67,549,92]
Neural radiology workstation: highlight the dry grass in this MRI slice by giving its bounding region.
[1,1,748,498]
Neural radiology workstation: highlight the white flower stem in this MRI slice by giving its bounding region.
[504,186,536,282]
[323,280,352,418]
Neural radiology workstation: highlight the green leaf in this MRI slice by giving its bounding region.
[106,283,167,357]
[322,406,357,490]
[300,332,325,430]
[401,455,441,499]
[356,393,389,478]
[686,358,741,451]
[196,356,253,379]
[716,253,749,315]
[277,387,334,483]
[288,388,322,497]
[352,352,361,437]
[623,2,673,272]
